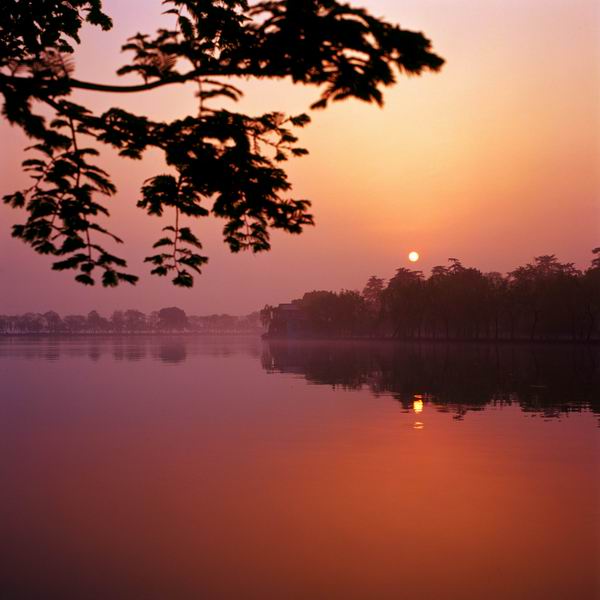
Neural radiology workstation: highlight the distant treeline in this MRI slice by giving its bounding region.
[0,306,262,335]
[263,251,600,341]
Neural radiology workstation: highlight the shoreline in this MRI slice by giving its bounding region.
[1,332,598,346]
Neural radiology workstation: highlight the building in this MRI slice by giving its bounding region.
[265,302,309,338]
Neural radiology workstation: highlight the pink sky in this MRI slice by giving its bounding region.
[1,0,598,315]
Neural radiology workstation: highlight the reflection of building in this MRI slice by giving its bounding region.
[265,302,309,338]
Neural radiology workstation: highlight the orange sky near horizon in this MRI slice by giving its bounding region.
[1,0,598,314]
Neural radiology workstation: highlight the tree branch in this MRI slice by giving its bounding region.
[69,76,189,93]
[1,69,253,94]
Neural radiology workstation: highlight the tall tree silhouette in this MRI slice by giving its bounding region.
[362,275,386,332]
[584,248,600,341]
[1,0,443,287]
[383,268,424,338]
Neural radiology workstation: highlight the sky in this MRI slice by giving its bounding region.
[1,0,599,315]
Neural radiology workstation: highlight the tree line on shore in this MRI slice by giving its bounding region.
[0,307,261,335]
[262,251,600,341]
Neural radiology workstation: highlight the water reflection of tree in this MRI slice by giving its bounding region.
[0,336,262,362]
[155,342,187,364]
[112,342,148,362]
[262,342,600,418]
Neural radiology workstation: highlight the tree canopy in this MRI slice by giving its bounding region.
[263,251,600,342]
[1,0,443,287]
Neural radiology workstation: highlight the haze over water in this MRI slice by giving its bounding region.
[1,337,598,599]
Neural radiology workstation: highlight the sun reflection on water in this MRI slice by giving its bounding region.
[413,396,425,429]
[413,397,424,414]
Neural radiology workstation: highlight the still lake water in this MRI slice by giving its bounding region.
[1,337,598,599]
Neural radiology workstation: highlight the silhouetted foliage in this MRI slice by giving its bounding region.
[263,251,600,341]
[1,0,443,287]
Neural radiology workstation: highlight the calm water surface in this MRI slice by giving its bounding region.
[1,337,598,599]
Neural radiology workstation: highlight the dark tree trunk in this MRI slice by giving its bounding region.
[530,310,538,341]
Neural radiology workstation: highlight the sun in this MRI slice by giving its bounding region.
[408,251,420,263]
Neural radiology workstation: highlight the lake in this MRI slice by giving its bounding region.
[1,337,598,599]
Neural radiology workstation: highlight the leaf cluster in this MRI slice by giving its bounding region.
[3,108,137,286]
[1,0,443,286]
